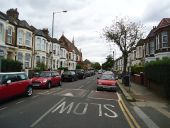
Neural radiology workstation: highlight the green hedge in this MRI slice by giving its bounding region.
[144,57,170,97]
[131,65,144,74]
[1,58,23,72]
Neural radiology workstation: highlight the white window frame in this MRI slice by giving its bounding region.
[161,31,168,48]
[36,37,41,50]
[42,56,45,64]
[17,52,23,63]
[18,29,24,45]
[25,53,31,68]
[7,26,13,44]
[36,56,40,64]
[150,41,154,55]
[25,32,31,47]
[0,23,4,42]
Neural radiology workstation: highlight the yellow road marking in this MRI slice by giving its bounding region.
[118,93,141,128]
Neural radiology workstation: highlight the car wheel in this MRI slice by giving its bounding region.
[71,78,74,82]
[47,82,51,89]
[25,86,33,96]
[58,81,62,86]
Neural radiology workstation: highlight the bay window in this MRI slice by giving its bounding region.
[25,53,31,68]
[7,26,12,44]
[161,32,168,48]
[26,32,31,47]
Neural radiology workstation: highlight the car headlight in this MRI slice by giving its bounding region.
[43,79,48,83]
[98,82,102,85]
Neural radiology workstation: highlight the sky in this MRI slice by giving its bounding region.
[1,0,170,64]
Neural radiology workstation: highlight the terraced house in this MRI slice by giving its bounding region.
[0,8,82,71]
[114,18,170,73]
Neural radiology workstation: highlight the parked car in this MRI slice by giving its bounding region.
[31,71,62,89]
[74,69,86,79]
[61,70,78,82]
[97,74,118,92]
[0,72,33,102]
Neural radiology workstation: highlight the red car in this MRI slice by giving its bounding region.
[97,74,118,91]
[0,72,33,101]
[31,71,62,88]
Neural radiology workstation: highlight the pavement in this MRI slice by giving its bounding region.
[118,79,170,128]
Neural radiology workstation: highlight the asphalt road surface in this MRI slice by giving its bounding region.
[0,74,144,128]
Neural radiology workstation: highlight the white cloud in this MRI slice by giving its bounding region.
[1,0,170,64]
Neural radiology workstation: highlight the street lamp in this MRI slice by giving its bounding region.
[51,10,67,70]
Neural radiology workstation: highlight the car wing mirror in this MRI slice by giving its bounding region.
[7,80,12,84]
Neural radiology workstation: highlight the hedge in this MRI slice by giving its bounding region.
[144,57,170,97]
[1,58,23,72]
[131,65,144,74]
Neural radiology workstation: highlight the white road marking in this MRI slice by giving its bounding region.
[63,93,74,97]
[133,106,160,128]
[16,100,25,104]
[78,85,84,89]
[37,90,49,95]
[30,97,66,128]
[32,95,39,99]
[0,107,7,111]
[73,103,88,115]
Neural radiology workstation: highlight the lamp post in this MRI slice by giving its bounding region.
[51,10,67,70]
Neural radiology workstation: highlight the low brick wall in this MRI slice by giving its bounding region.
[131,74,143,85]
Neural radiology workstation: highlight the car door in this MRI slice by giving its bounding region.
[16,73,29,94]
[0,74,12,101]
[51,72,60,85]
[0,74,18,100]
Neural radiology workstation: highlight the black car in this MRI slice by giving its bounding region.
[74,69,86,79]
[61,71,78,82]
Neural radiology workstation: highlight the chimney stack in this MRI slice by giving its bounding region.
[6,8,19,21]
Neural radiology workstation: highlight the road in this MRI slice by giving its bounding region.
[0,74,145,128]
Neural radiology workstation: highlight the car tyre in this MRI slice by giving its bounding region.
[58,81,62,86]
[25,86,33,96]
[47,82,51,89]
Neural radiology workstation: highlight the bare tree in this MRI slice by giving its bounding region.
[102,17,143,74]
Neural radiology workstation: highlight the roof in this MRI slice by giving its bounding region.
[146,27,156,38]
[156,18,170,30]
[35,29,46,37]
[136,39,145,46]
[0,11,7,20]
[18,20,31,30]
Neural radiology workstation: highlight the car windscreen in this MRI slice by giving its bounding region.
[0,74,3,84]
[63,71,71,75]
[39,72,52,77]
[100,74,115,80]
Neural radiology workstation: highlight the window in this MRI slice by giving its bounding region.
[150,41,155,55]
[36,56,40,64]
[17,52,23,63]
[25,53,31,68]
[17,74,27,81]
[156,35,159,50]
[18,30,24,45]
[161,32,168,48]
[146,43,149,55]
[53,45,56,54]
[0,23,4,42]
[42,39,46,51]
[7,26,13,44]
[36,38,41,50]
[53,60,55,69]
[26,32,31,47]
[42,56,45,64]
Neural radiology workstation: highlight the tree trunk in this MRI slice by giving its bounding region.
[123,53,128,74]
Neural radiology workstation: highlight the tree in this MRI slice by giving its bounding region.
[102,55,114,70]
[103,17,143,74]
[92,62,101,70]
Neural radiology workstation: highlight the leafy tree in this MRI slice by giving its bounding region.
[102,55,114,70]
[34,62,47,72]
[92,62,101,70]
[103,17,143,74]
[76,64,82,69]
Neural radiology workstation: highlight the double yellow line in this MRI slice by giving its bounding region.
[118,96,141,128]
